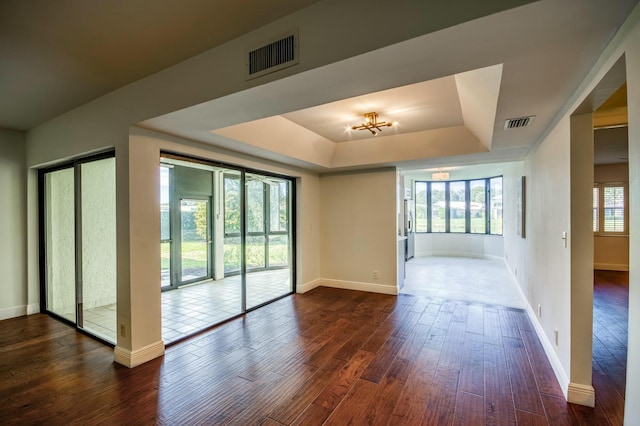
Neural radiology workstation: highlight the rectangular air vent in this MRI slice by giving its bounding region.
[504,116,535,130]
[246,30,298,80]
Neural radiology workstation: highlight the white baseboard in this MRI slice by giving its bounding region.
[414,251,503,262]
[297,278,323,294]
[27,303,40,315]
[568,382,595,407]
[523,300,571,400]
[505,261,571,402]
[0,305,27,321]
[114,340,165,368]
[594,263,629,271]
[318,278,398,295]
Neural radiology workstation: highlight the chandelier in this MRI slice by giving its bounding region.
[351,112,395,136]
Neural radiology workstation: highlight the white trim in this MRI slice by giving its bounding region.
[415,250,503,262]
[594,262,629,271]
[568,382,596,407]
[297,278,323,293]
[27,303,40,315]
[0,305,28,320]
[318,278,398,295]
[114,340,165,368]
[505,261,571,401]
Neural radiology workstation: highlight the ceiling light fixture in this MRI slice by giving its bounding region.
[351,112,395,136]
[432,168,449,180]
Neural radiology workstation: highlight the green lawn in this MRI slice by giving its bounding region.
[161,240,289,274]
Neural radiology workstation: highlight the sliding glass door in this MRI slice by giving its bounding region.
[159,155,294,342]
[41,153,117,344]
[246,173,292,309]
[44,168,76,323]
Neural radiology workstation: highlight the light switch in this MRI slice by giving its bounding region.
[561,231,567,248]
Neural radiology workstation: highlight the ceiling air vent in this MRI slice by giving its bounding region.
[245,29,299,80]
[504,116,535,130]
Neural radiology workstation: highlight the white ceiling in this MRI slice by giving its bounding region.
[2,0,636,172]
[0,0,322,130]
[282,76,464,143]
[141,0,637,172]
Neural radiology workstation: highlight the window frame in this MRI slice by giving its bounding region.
[594,182,628,236]
[414,175,503,236]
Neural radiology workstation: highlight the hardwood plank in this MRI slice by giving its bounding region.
[520,329,565,398]
[458,331,484,396]
[540,393,580,426]
[453,391,485,426]
[571,401,613,426]
[0,286,627,426]
[312,349,374,410]
[360,335,405,383]
[324,379,379,425]
[484,308,502,346]
[452,303,469,322]
[388,346,440,425]
[421,369,458,426]
[516,409,548,426]
[418,302,441,326]
[503,336,545,415]
[484,341,517,425]
[498,309,522,339]
[466,304,484,335]
[592,358,625,425]
[268,357,346,425]
[362,375,405,425]
[290,403,331,426]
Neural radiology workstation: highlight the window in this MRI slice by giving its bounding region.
[594,183,626,234]
[490,177,503,235]
[593,186,599,232]
[414,176,502,236]
[470,180,486,234]
[431,182,446,233]
[449,181,466,233]
[415,182,428,232]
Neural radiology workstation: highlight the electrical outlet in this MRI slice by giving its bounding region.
[119,323,126,338]
[373,270,379,280]
[537,304,542,317]
[554,328,559,345]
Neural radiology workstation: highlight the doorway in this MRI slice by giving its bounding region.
[39,152,117,344]
[159,154,295,342]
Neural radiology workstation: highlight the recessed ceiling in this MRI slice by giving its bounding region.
[142,0,640,172]
[209,64,502,169]
[281,75,464,143]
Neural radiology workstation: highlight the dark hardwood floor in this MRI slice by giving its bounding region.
[0,285,625,425]
[592,270,629,425]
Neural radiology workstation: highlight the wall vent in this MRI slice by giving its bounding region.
[504,116,535,130]
[246,30,298,80]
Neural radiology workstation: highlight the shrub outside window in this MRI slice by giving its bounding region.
[414,176,502,236]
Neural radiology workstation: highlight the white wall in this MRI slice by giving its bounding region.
[624,14,640,422]
[319,169,398,294]
[594,163,629,271]
[415,233,503,259]
[502,161,527,293]
[514,4,640,414]
[523,117,573,393]
[0,129,29,320]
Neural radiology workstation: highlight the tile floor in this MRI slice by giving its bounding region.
[401,255,527,309]
[161,268,291,343]
[83,268,292,344]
